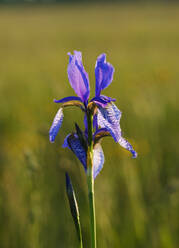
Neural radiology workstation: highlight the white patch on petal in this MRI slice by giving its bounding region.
[49,108,64,143]
[119,137,137,158]
[97,103,122,142]
[93,143,105,179]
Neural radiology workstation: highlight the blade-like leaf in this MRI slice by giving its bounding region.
[65,173,83,246]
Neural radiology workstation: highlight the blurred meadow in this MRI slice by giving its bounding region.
[0,2,179,248]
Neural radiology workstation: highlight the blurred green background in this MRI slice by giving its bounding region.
[0,2,179,248]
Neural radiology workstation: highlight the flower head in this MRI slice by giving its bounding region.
[49,51,137,178]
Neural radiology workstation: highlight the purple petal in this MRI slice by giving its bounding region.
[49,108,64,143]
[54,96,82,103]
[62,134,71,148]
[97,103,122,142]
[100,95,116,102]
[91,95,116,108]
[67,134,87,171]
[84,114,88,138]
[95,54,114,97]
[93,144,105,179]
[93,114,98,131]
[67,51,90,103]
[119,137,137,158]
[93,127,108,137]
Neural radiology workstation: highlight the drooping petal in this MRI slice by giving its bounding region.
[97,103,137,158]
[95,53,114,97]
[49,108,64,143]
[54,96,82,103]
[67,134,87,171]
[119,137,137,158]
[67,51,90,103]
[93,143,105,179]
[97,102,122,142]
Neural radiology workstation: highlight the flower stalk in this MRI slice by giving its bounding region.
[49,51,137,248]
[87,110,97,248]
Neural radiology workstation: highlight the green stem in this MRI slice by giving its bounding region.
[87,111,97,248]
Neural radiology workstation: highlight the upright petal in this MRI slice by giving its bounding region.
[97,102,122,142]
[49,108,64,143]
[68,51,90,103]
[93,143,105,179]
[67,134,87,171]
[118,137,137,158]
[95,53,114,97]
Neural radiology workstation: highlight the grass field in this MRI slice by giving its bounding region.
[0,3,179,248]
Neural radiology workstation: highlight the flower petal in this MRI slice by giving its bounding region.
[93,143,105,179]
[91,95,116,108]
[75,123,88,151]
[54,96,82,103]
[49,108,64,143]
[67,134,87,171]
[97,102,122,142]
[68,51,90,103]
[93,114,98,131]
[95,53,114,97]
[84,114,88,138]
[119,137,137,158]
[97,103,137,158]
[62,134,71,148]
[93,128,110,145]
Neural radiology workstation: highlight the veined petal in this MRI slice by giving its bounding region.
[97,102,122,142]
[49,108,64,143]
[97,103,137,158]
[93,143,105,179]
[119,137,137,158]
[68,51,90,103]
[54,96,82,103]
[95,53,114,97]
[67,134,87,171]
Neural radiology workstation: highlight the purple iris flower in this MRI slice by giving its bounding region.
[49,51,137,178]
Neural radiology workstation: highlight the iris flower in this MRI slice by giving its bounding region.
[49,51,137,178]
